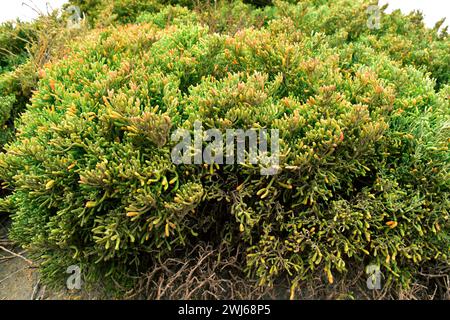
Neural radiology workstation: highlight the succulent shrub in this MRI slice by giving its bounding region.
[68,0,449,90]
[136,1,276,34]
[0,12,87,151]
[274,0,450,89]
[0,21,37,74]
[0,63,38,147]
[69,0,276,29]
[0,8,448,292]
[66,0,210,26]
[0,21,37,147]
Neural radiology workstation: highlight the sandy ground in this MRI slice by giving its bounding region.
[0,253,38,300]
[0,254,84,300]
[0,217,86,300]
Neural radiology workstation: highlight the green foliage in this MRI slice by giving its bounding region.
[138,1,276,34]
[67,0,168,26]
[68,0,450,90]
[0,21,36,73]
[69,0,276,28]
[136,5,198,27]
[0,20,37,149]
[0,12,87,152]
[274,0,449,89]
[0,0,448,291]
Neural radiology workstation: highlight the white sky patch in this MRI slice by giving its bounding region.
[0,0,69,23]
[0,0,448,29]
[379,0,449,29]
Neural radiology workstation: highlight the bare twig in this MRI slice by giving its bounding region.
[38,285,46,300]
[31,278,41,300]
[0,245,33,265]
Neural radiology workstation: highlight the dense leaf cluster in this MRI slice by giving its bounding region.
[0,0,448,292]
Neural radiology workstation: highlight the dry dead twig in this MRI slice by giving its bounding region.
[0,245,33,265]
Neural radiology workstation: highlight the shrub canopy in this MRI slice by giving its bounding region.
[0,0,449,292]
